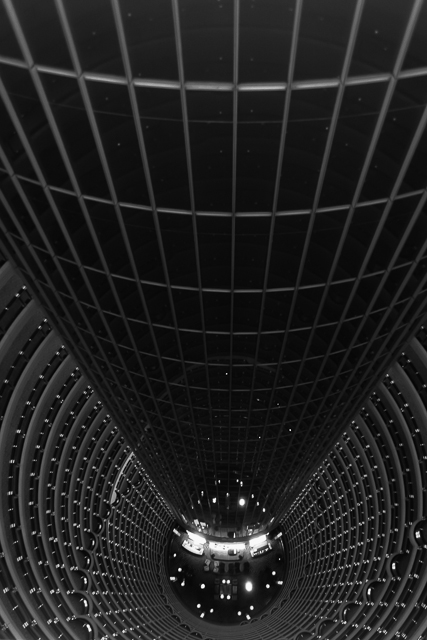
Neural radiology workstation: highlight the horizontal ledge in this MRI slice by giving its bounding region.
[1,55,426,90]
[3,169,425,217]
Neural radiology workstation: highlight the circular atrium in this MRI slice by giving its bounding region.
[166,527,287,624]
[1,1,427,639]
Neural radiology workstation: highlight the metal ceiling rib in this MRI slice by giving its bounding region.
[0,152,185,515]
[255,0,426,517]
[0,0,144,432]
[274,254,427,513]
[241,0,304,531]
[3,50,427,89]
[277,256,427,515]
[1,0,427,533]
[167,0,220,507]
[52,0,204,516]
[247,0,367,522]
[227,0,240,512]
[1,161,426,217]
[0,0,196,516]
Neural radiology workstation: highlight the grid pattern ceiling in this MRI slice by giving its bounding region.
[1,0,427,531]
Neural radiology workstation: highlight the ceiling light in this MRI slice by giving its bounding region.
[249,534,267,547]
[187,531,206,544]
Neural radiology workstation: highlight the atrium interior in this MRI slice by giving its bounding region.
[1,1,427,639]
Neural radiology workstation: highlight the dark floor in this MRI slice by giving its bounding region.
[167,534,287,625]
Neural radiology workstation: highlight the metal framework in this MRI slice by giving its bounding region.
[1,0,427,534]
[1,259,427,639]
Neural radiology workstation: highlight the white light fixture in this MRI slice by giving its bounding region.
[200,584,205,589]
[239,498,246,506]
[209,541,245,552]
[187,531,206,544]
[249,534,267,547]
[245,581,253,592]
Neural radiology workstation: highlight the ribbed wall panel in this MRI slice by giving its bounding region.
[2,1,427,529]
[1,263,427,638]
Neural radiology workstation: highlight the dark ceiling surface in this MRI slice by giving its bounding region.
[1,0,427,532]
